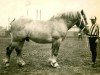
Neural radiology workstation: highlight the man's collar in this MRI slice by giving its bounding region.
[92,23,96,25]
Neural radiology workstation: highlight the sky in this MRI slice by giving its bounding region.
[0,0,100,28]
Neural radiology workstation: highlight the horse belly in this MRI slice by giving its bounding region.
[30,30,53,43]
[30,35,53,43]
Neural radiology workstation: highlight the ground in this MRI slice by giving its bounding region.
[0,37,100,75]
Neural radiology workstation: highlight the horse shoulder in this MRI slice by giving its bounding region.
[50,20,68,40]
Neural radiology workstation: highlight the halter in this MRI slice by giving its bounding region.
[78,13,87,32]
[81,26,86,31]
[78,19,87,32]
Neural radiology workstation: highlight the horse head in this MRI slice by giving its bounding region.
[76,10,89,35]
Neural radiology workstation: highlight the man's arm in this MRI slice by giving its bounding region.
[97,25,99,39]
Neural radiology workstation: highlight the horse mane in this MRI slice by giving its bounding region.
[50,11,81,22]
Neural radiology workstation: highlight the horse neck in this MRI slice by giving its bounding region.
[67,23,75,30]
[64,20,76,30]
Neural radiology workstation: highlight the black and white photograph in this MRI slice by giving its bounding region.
[0,0,100,75]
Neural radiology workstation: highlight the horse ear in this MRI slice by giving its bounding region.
[81,9,84,15]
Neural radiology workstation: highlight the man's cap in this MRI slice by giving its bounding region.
[90,16,97,20]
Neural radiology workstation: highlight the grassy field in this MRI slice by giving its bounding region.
[0,37,100,75]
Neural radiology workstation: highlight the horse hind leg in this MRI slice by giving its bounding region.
[3,43,15,67]
[49,38,62,68]
[15,41,26,66]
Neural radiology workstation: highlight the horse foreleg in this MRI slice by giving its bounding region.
[3,43,15,67]
[49,38,62,68]
[15,41,26,66]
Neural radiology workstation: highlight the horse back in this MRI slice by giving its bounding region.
[10,18,67,43]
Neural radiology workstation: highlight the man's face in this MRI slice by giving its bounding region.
[91,19,96,24]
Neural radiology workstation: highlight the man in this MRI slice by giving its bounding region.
[89,16,99,64]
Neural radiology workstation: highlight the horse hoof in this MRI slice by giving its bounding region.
[50,62,60,68]
[18,63,26,67]
[17,61,26,67]
[3,58,10,67]
[5,63,10,67]
[3,58,8,63]
[48,59,60,68]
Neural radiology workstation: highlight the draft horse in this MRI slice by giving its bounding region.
[3,10,89,68]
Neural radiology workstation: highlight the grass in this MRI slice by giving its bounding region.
[0,37,100,75]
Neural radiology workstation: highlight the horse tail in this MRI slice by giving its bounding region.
[5,18,15,36]
[10,18,15,25]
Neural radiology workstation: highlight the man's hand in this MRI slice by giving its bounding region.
[95,39,99,43]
